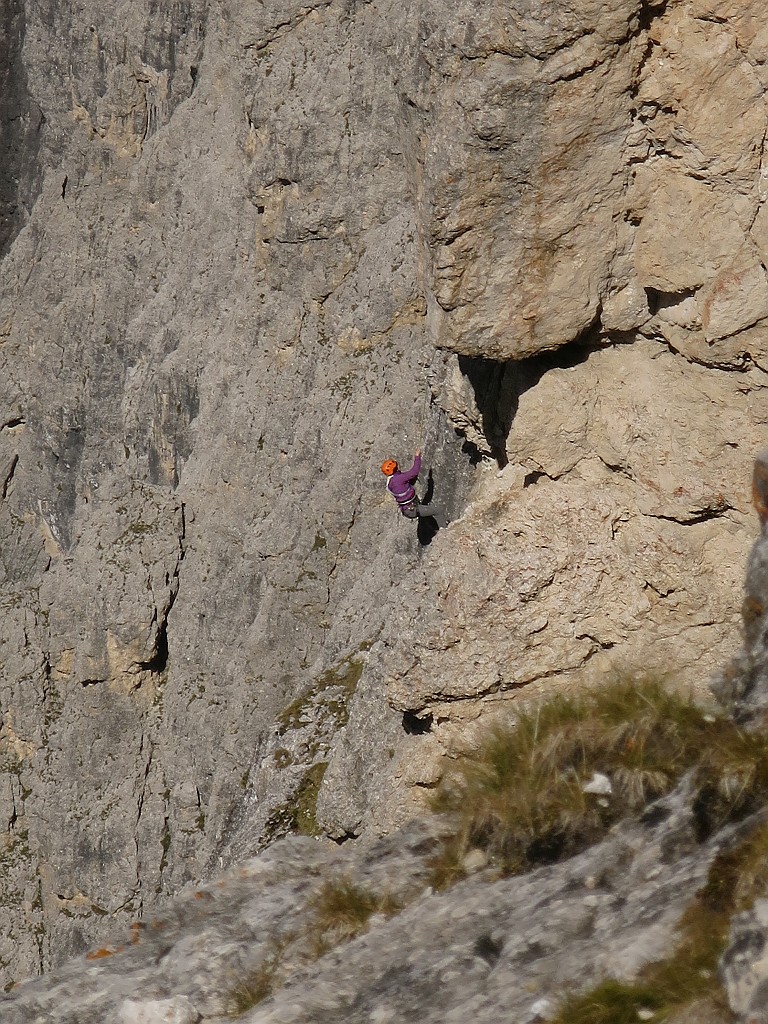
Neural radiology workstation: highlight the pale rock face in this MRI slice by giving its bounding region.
[431,341,760,692]
[323,339,765,835]
[627,1,768,369]
[426,0,643,360]
[2,0,768,990]
[119,998,200,1024]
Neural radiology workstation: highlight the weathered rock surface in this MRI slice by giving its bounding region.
[3,0,768,990]
[10,448,768,1024]
[0,790,743,1024]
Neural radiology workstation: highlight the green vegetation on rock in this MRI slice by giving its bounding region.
[430,675,768,885]
[308,875,402,957]
[556,818,768,1023]
[276,654,365,736]
[294,761,328,837]
[263,762,328,842]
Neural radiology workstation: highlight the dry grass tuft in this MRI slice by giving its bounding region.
[224,938,290,1017]
[308,876,402,956]
[430,675,768,885]
[555,979,666,1024]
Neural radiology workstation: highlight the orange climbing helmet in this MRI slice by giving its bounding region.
[381,459,398,476]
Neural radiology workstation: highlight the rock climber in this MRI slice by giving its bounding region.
[381,450,429,519]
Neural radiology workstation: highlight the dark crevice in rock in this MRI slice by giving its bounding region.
[140,619,170,674]
[639,802,672,827]
[141,520,185,675]
[460,438,486,466]
[416,515,440,547]
[643,505,735,527]
[456,333,601,469]
[645,286,698,317]
[43,422,86,552]
[457,356,513,468]
[474,933,504,965]
[638,0,670,33]
[2,455,18,499]
[402,712,433,736]
[330,831,357,845]
[523,470,547,488]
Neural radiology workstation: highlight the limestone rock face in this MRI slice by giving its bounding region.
[0,792,740,1024]
[2,0,768,989]
[403,341,761,716]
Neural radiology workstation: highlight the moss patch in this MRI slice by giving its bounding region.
[263,762,328,841]
[294,762,328,837]
[276,654,365,737]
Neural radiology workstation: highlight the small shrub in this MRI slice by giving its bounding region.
[225,938,289,1016]
[430,675,768,885]
[308,876,402,956]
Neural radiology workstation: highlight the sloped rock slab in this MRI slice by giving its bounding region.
[0,787,751,1024]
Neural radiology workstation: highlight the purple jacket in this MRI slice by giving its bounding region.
[387,453,421,507]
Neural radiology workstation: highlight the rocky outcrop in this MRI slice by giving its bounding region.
[9,449,768,1022]
[0,795,743,1024]
[2,0,768,988]
[324,0,768,834]
[714,451,768,725]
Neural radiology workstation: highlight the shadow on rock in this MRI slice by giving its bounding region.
[417,515,440,547]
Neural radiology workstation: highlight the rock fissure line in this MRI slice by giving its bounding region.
[1,455,18,498]
[641,505,735,527]
[318,493,365,623]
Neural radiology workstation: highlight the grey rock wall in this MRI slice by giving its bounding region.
[0,793,741,1024]
[2,0,768,990]
[0,0,479,984]
[0,0,43,258]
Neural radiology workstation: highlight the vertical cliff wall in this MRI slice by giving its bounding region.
[1,0,767,987]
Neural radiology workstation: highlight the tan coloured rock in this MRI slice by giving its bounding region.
[427,2,642,360]
[628,0,768,366]
[383,340,765,720]
[601,282,651,334]
[638,6,764,188]
[701,246,768,343]
[632,169,746,294]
